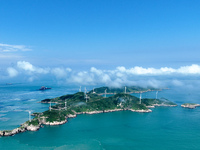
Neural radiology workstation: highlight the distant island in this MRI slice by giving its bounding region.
[181,103,200,109]
[39,86,51,90]
[0,86,176,137]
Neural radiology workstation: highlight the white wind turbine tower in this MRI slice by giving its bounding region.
[84,87,87,95]
[156,91,158,99]
[65,100,67,110]
[28,110,32,122]
[84,87,88,102]
[49,100,52,111]
[79,86,81,92]
[125,86,127,94]
[139,93,142,104]
[105,89,107,98]
[85,94,89,103]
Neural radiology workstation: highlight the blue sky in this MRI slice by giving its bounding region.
[1,0,200,86]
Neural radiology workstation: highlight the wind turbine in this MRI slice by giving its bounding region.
[93,88,95,93]
[85,87,87,95]
[85,94,89,103]
[79,86,82,92]
[125,86,127,94]
[105,89,107,98]
[156,91,158,99]
[84,87,89,102]
[139,93,142,104]
[65,100,67,110]
[49,100,52,111]
[28,110,32,122]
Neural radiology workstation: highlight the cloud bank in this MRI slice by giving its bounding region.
[3,61,200,88]
[114,64,200,75]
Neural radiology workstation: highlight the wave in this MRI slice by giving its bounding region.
[0,117,10,121]
[28,99,37,102]
[0,111,8,113]
[11,98,21,101]
[0,114,6,117]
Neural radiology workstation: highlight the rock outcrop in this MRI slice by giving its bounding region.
[129,109,152,113]
[43,120,67,125]
[181,103,200,109]
[0,123,40,137]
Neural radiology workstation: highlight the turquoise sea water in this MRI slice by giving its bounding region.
[0,83,200,150]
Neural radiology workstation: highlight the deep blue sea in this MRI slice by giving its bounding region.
[0,82,200,150]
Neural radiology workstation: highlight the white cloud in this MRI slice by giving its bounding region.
[177,64,200,74]
[102,74,111,83]
[69,64,200,87]
[116,66,126,72]
[70,71,94,84]
[0,43,31,52]
[51,68,66,78]
[90,67,103,75]
[17,61,34,71]
[66,68,72,72]
[17,61,49,74]
[172,80,183,86]
[51,67,71,78]
[117,66,170,75]
[7,67,18,77]
[114,64,200,75]
[0,53,23,59]
[4,61,200,88]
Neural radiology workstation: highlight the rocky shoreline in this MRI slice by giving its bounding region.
[0,108,153,137]
[0,103,178,137]
[129,109,152,112]
[181,103,200,109]
[0,122,41,137]
[43,120,67,125]
[147,104,177,108]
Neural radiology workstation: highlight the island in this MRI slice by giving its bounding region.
[181,103,200,109]
[39,86,51,90]
[0,86,176,137]
[89,86,162,95]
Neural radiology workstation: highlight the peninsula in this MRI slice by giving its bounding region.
[0,86,176,137]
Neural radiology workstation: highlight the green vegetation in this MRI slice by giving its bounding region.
[182,103,197,105]
[19,126,25,129]
[4,130,12,133]
[37,87,176,124]
[142,97,176,106]
[41,98,51,103]
[43,110,66,122]
[90,86,159,94]
[181,103,200,109]
[28,119,40,126]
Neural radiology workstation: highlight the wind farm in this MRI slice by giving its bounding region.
[0,86,177,137]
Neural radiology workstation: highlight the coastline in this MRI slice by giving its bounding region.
[146,104,177,108]
[0,107,168,137]
[181,103,200,109]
